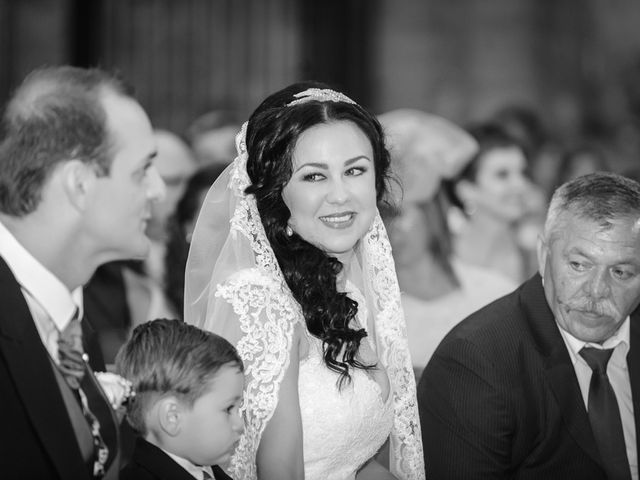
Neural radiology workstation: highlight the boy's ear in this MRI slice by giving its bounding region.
[157,396,182,437]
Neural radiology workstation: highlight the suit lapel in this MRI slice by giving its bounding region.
[520,274,602,466]
[628,308,640,465]
[0,258,89,479]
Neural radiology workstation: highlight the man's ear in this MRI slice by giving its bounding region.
[536,234,548,279]
[59,159,96,211]
[157,396,182,437]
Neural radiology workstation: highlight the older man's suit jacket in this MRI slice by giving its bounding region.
[418,273,640,479]
[0,256,115,479]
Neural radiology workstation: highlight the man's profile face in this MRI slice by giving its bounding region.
[85,91,165,261]
[538,212,640,343]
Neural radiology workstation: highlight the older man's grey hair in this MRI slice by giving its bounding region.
[543,172,640,244]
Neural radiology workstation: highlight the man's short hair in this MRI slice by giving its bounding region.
[116,318,243,435]
[544,172,640,243]
[0,65,133,216]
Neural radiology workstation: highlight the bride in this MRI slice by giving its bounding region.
[184,82,424,480]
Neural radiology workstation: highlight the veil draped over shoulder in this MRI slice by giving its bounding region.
[185,117,425,479]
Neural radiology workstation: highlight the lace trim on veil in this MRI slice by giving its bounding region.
[198,122,424,479]
[217,268,300,479]
[217,123,303,478]
[362,217,424,478]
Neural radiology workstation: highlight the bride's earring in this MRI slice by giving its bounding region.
[286,225,293,237]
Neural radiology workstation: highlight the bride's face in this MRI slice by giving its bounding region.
[282,120,377,264]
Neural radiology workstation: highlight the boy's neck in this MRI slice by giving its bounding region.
[144,434,215,475]
[144,430,167,451]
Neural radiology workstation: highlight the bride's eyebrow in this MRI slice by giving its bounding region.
[293,155,370,173]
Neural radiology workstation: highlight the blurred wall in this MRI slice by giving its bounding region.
[0,0,71,99]
[373,0,586,127]
[101,0,301,131]
[372,0,640,148]
[2,0,640,149]
[0,0,302,133]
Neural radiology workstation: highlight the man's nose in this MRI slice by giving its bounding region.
[585,268,611,299]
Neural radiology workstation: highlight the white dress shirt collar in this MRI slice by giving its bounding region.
[162,449,215,480]
[558,315,630,368]
[0,220,82,331]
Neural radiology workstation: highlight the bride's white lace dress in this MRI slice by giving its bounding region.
[299,318,394,479]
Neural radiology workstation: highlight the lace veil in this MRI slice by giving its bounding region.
[184,90,425,480]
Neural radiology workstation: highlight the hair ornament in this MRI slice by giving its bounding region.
[287,88,357,107]
[230,121,250,194]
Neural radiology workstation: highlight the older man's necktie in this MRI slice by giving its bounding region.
[579,347,631,480]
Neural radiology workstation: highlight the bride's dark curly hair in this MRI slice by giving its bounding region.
[244,81,391,386]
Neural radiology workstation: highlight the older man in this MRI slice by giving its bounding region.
[419,172,640,479]
[0,66,164,479]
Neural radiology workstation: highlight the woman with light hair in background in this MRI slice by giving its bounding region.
[379,110,517,378]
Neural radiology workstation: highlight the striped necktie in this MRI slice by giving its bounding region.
[58,309,112,478]
[580,347,631,480]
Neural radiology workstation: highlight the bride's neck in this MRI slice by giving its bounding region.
[335,249,363,293]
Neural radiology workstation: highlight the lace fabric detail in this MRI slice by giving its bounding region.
[362,216,425,479]
[299,334,394,480]
[229,122,250,194]
[217,269,301,479]
[220,132,305,476]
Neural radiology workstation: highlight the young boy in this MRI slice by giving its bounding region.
[116,318,244,480]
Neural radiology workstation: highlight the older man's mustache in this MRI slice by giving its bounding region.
[563,298,619,318]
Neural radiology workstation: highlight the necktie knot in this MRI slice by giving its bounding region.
[58,307,85,389]
[579,346,614,375]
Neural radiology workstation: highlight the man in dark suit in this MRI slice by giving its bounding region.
[419,172,640,479]
[0,66,165,479]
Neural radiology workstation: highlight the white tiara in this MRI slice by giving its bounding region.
[287,88,356,107]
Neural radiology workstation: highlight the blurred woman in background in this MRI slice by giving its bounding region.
[380,110,517,377]
[164,163,227,318]
[446,123,545,284]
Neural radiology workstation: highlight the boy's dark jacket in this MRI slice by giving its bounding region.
[121,436,233,480]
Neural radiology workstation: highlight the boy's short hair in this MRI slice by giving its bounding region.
[115,318,243,435]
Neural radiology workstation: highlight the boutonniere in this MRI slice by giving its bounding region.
[94,372,135,411]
